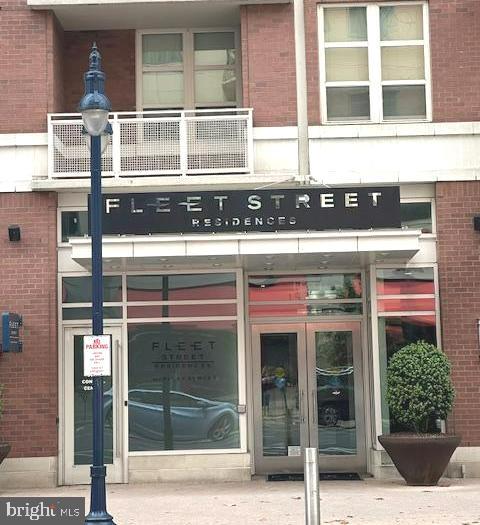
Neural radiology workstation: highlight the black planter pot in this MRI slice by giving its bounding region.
[0,443,10,465]
[379,433,461,486]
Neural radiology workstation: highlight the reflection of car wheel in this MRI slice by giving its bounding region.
[208,414,234,441]
[319,404,339,427]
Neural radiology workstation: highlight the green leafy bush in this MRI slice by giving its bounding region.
[386,341,454,433]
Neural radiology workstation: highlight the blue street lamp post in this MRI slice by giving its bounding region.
[78,43,115,525]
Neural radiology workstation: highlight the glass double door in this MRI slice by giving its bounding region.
[63,327,126,485]
[252,322,365,474]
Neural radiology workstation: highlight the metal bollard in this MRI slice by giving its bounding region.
[304,447,320,525]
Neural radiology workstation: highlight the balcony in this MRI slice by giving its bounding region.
[48,109,253,179]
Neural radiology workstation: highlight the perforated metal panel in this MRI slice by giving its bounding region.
[119,119,181,175]
[186,116,248,173]
[48,110,252,179]
[52,120,113,177]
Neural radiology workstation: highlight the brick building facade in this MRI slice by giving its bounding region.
[0,0,480,486]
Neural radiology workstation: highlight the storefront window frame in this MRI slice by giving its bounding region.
[370,263,441,448]
[59,268,247,457]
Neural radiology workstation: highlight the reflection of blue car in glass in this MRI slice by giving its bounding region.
[316,367,354,427]
[106,389,237,442]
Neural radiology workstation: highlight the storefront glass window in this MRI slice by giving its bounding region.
[376,268,434,295]
[377,265,437,434]
[127,273,236,301]
[249,303,362,318]
[61,211,89,242]
[62,307,122,320]
[400,202,432,233]
[63,276,122,303]
[249,274,362,302]
[249,273,362,318]
[127,303,236,319]
[127,320,239,451]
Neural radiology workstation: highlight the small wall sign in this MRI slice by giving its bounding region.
[1,312,23,353]
[83,335,111,376]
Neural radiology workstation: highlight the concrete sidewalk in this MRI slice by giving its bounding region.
[2,477,480,525]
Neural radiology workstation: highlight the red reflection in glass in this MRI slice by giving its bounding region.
[249,274,362,302]
[249,304,308,317]
[127,275,236,301]
[128,303,236,318]
[377,298,435,313]
[376,273,434,295]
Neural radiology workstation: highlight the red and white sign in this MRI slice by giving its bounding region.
[83,335,111,376]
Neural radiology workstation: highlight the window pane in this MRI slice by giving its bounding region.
[383,85,426,120]
[127,274,236,301]
[62,276,122,303]
[327,87,370,121]
[143,34,183,66]
[382,46,425,81]
[62,307,122,320]
[325,48,369,82]
[194,32,236,66]
[143,72,184,107]
[249,274,362,302]
[195,70,236,105]
[261,333,299,456]
[378,315,436,433]
[400,202,432,233]
[316,331,356,455]
[61,211,88,242]
[380,5,423,41]
[324,7,367,42]
[249,303,362,318]
[127,304,236,318]
[376,268,434,295]
[128,321,239,451]
[377,298,435,313]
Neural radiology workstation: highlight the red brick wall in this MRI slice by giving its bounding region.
[0,0,63,133]
[436,181,480,445]
[63,30,136,113]
[241,4,297,126]
[430,0,480,122]
[48,14,65,114]
[0,193,58,457]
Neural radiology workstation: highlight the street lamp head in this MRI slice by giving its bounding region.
[78,43,112,136]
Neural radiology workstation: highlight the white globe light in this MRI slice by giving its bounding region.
[82,109,109,136]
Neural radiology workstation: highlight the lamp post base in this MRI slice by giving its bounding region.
[84,511,116,525]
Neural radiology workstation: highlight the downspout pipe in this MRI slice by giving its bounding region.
[293,0,310,184]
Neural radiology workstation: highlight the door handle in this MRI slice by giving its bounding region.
[311,389,317,425]
[115,339,122,459]
[300,390,305,424]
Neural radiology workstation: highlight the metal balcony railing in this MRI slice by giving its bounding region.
[48,108,254,178]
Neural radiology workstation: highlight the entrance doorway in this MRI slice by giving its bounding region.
[252,322,366,474]
[62,326,126,485]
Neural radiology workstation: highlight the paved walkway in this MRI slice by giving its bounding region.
[3,478,480,524]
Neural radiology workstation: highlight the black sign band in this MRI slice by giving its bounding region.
[92,187,401,235]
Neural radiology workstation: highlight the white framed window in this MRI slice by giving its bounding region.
[318,2,431,124]
[136,29,241,110]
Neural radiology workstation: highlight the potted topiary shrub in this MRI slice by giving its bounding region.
[378,341,460,486]
[0,385,10,465]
